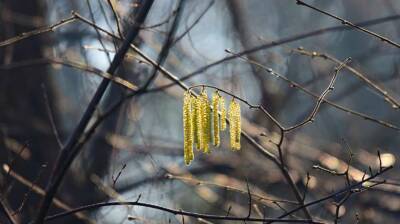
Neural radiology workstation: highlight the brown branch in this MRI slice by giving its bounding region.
[0,198,17,224]
[86,0,112,63]
[189,57,351,133]
[0,16,76,47]
[43,201,323,223]
[41,84,63,149]
[2,164,94,224]
[296,0,400,49]
[106,0,123,38]
[171,0,214,45]
[284,57,352,132]
[225,50,400,131]
[275,166,392,221]
[161,14,400,87]
[0,57,139,91]
[166,174,298,205]
[293,48,400,109]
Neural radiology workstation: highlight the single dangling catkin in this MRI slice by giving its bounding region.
[219,96,226,131]
[212,91,220,147]
[194,96,203,150]
[191,95,200,149]
[200,89,211,153]
[233,100,241,150]
[183,91,194,165]
[229,99,241,150]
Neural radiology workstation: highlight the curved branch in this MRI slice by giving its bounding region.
[296,0,400,49]
[44,201,322,223]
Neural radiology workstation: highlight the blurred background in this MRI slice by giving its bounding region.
[0,0,399,223]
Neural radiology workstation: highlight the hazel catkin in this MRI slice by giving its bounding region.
[220,96,226,131]
[182,87,242,165]
[200,89,211,153]
[229,99,241,150]
[183,91,194,164]
[212,91,220,147]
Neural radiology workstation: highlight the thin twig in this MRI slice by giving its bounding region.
[275,166,392,220]
[112,164,126,188]
[2,164,94,223]
[12,164,46,216]
[171,0,214,45]
[302,172,311,202]
[141,0,186,90]
[166,174,298,205]
[293,48,400,109]
[160,14,400,87]
[86,0,112,63]
[106,0,123,38]
[44,201,322,223]
[0,58,138,91]
[245,179,252,219]
[284,57,352,132]
[41,84,63,149]
[0,16,76,47]
[225,49,400,131]
[296,0,400,49]
[0,198,17,224]
[188,54,350,134]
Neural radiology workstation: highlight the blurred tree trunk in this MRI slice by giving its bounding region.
[0,0,60,222]
[226,0,278,131]
[0,0,107,223]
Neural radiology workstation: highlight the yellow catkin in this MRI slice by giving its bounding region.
[212,91,220,147]
[229,99,237,150]
[183,91,194,165]
[191,95,200,149]
[219,96,226,131]
[200,90,211,153]
[229,99,241,150]
[234,101,241,150]
[195,96,203,150]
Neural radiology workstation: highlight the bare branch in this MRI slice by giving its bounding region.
[44,201,322,223]
[296,0,400,49]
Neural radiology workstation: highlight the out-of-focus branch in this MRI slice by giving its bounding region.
[106,0,123,38]
[0,197,17,224]
[166,174,298,205]
[0,16,76,47]
[0,58,138,91]
[2,164,94,224]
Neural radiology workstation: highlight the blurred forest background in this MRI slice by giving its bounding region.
[0,0,400,223]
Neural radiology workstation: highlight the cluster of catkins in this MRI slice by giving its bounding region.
[183,88,241,165]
